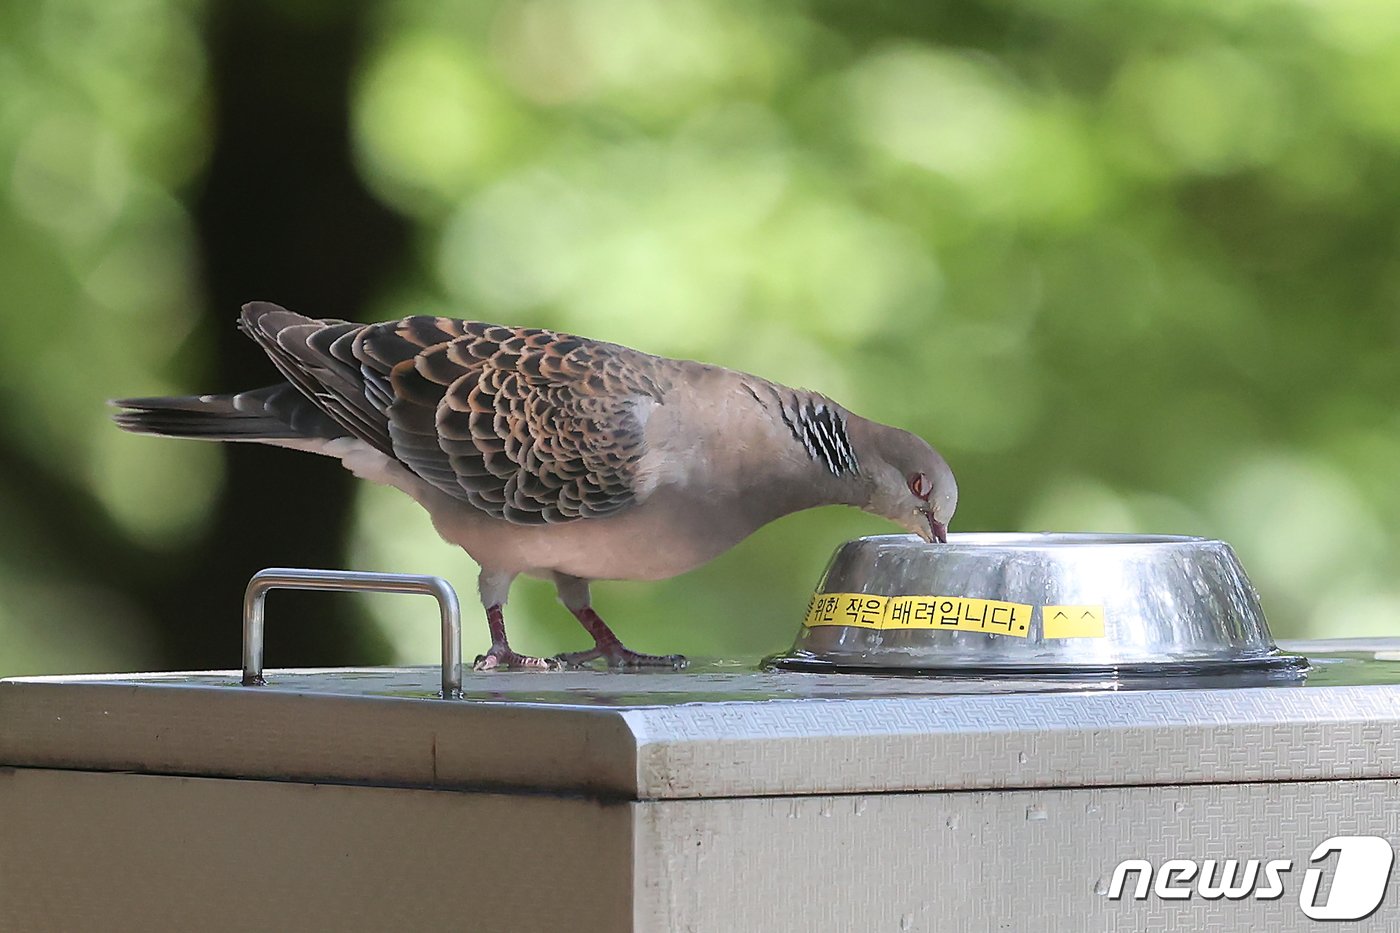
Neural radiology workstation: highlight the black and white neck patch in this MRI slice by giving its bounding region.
[756,386,860,476]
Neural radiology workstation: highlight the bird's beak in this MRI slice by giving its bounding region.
[920,511,948,544]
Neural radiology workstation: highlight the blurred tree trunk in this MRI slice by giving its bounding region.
[0,2,415,673]
[165,0,410,668]
[0,1,411,674]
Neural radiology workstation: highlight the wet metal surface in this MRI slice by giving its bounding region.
[14,643,1400,709]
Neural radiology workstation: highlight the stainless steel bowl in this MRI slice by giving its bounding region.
[769,533,1307,678]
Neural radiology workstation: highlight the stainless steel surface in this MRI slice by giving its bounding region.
[636,778,1400,933]
[8,768,1399,933]
[6,642,1400,799]
[9,640,1400,932]
[3,768,633,933]
[242,567,463,698]
[774,532,1301,675]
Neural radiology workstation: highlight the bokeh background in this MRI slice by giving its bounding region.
[2,0,1398,677]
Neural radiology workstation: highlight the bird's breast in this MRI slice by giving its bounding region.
[419,483,766,581]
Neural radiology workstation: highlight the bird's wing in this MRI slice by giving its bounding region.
[355,316,671,524]
[240,303,398,455]
[245,304,671,525]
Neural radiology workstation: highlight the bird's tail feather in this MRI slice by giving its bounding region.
[111,383,349,441]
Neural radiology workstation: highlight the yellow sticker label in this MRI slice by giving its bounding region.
[1043,605,1106,639]
[804,593,1033,638]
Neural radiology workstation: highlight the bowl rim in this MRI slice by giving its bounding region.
[855,532,1224,550]
[764,653,1310,680]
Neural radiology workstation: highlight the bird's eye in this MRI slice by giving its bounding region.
[908,472,932,501]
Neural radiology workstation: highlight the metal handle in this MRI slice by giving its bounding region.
[242,568,463,698]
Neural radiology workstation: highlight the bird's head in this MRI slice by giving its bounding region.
[851,421,957,543]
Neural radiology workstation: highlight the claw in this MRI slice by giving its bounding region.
[472,646,564,672]
[556,646,688,670]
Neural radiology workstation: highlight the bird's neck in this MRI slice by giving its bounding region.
[651,373,872,529]
[734,455,869,529]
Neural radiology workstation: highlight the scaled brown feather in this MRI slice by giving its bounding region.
[242,303,671,526]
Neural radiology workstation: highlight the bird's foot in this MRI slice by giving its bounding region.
[559,604,687,670]
[557,643,688,670]
[472,645,564,672]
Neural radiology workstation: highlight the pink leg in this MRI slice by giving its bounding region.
[556,607,687,670]
[472,605,562,671]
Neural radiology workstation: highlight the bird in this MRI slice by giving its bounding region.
[114,302,958,671]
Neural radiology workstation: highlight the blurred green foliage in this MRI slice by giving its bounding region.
[2,0,1399,675]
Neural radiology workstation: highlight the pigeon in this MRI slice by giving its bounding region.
[114,302,958,671]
